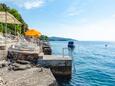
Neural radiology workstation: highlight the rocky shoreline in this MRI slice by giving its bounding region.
[0,60,58,86]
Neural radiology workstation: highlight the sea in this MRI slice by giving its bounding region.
[50,41,115,86]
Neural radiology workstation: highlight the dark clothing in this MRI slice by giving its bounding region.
[68,41,75,57]
[68,41,75,50]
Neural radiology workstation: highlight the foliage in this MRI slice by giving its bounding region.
[39,35,49,41]
[49,36,76,41]
[0,3,28,35]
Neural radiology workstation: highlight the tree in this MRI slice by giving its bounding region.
[39,35,49,41]
[0,3,10,11]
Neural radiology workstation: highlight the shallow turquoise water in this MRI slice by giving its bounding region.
[50,41,115,86]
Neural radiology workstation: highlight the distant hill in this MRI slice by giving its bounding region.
[49,36,77,41]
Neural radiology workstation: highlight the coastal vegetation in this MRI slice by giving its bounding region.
[0,3,28,35]
[39,35,49,41]
[0,3,50,42]
[49,36,76,41]
[40,36,76,41]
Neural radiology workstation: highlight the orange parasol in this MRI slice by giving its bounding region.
[25,29,41,37]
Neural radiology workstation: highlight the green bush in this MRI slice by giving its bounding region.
[39,35,49,41]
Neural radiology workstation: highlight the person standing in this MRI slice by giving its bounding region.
[68,41,75,57]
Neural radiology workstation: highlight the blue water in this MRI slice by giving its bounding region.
[50,41,115,86]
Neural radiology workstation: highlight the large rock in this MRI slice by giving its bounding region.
[0,67,57,86]
[0,50,7,61]
[7,50,39,63]
[0,46,6,50]
[11,63,31,71]
[42,42,52,55]
[0,77,6,86]
[43,47,52,55]
[16,60,31,64]
[0,60,8,68]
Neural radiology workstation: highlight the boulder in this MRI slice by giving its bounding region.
[0,60,8,68]
[7,50,39,62]
[0,50,7,61]
[11,63,31,71]
[43,47,52,55]
[0,68,57,86]
[0,77,6,86]
[16,60,31,64]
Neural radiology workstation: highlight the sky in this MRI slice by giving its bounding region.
[1,0,115,41]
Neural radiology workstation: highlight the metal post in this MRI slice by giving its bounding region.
[62,48,64,58]
[14,17,17,36]
[62,48,69,58]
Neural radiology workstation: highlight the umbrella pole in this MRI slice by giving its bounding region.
[19,25,21,34]
[14,15,16,36]
[5,11,7,36]
[4,11,7,60]
[0,23,3,35]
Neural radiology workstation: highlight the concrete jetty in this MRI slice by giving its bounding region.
[7,43,72,78]
[38,55,72,78]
